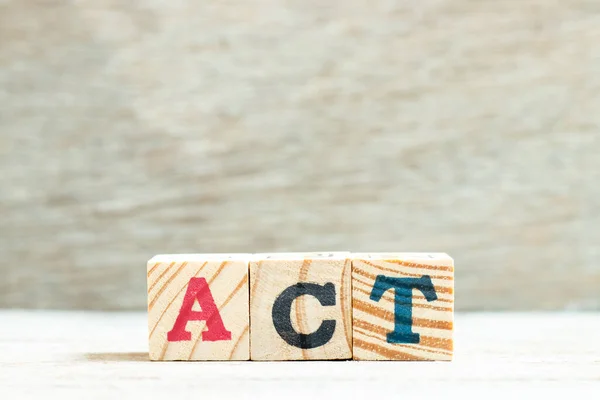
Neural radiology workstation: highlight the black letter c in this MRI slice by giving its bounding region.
[271,282,336,349]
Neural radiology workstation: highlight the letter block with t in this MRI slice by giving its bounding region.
[147,254,250,361]
[352,253,454,361]
[250,253,352,360]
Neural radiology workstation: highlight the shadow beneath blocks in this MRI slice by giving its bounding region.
[84,352,149,362]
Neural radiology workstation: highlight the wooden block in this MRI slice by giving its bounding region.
[352,253,454,361]
[249,252,352,360]
[147,254,250,361]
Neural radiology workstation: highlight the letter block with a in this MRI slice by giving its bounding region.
[147,254,250,361]
[352,253,454,361]
[249,253,352,360]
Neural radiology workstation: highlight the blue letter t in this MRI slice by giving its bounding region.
[369,275,438,344]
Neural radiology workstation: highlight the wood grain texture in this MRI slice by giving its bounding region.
[147,254,250,360]
[1,0,600,311]
[352,253,454,360]
[2,311,600,398]
[250,253,352,360]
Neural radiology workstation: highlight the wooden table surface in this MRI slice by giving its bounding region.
[2,311,599,398]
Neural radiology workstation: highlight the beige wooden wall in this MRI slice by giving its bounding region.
[1,0,599,311]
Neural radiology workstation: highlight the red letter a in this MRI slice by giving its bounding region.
[167,277,232,342]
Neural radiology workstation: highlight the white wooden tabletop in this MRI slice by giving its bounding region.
[1,311,598,398]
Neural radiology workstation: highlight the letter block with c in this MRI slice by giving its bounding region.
[249,252,352,360]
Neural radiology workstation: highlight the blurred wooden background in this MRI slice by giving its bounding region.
[1,0,598,310]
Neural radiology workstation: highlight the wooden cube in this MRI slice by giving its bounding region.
[147,254,250,361]
[249,252,352,360]
[352,253,454,361]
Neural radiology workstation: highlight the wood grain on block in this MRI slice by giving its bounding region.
[250,252,352,360]
[352,253,454,361]
[147,254,250,361]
